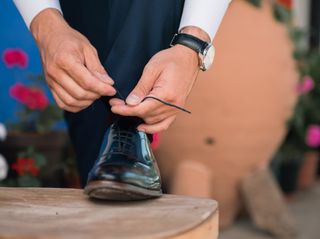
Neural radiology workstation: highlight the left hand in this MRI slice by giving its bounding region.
[109,44,199,134]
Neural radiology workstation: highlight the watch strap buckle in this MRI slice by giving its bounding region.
[169,33,178,47]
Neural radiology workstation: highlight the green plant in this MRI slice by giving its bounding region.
[2,48,63,133]
[0,147,47,187]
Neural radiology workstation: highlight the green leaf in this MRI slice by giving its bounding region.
[0,178,17,187]
[273,3,292,24]
[246,0,262,7]
[17,175,41,187]
[35,104,63,133]
[34,153,47,167]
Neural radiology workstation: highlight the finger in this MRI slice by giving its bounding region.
[109,98,126,106]
[134,96,178,118]
[138,97,175,116]
[110,104,140,117]
[110,100,161,117]
[83,46,106,73]
[144,111,176,125]
[111,96,176,118]
[137,116,176,134]
[126,64,160,106]
[83,46,114,85]
[93,71,114,85]
[52,91,85,113]
[49,80,93,108]
[50,70,100,101]
[66,60,116,96]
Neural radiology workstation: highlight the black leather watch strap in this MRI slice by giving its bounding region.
[170,33,209,54]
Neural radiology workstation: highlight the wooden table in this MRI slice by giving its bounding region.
[0,187,218,239]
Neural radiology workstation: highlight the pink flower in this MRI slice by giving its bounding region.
[297,76,315,94]
[306,125,320,148]
[10,83,49,110]
[2,48,28,69]
[151,133,161,150]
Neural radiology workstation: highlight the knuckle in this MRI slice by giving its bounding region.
[90,46,98,55]
[145,118,155,125]
[137,84,148,95]
[55,54,70,68]
[144,64,156,75]
[137,108,148,117]
[82,102,92,108]
[45,76,54,87]
[74,90,87,100]
[45,64,57,77]
[164,92,177,104]
[147,116,162,125]
[80,79,93,90]
[64,97,76,106]
[92,94,100,100]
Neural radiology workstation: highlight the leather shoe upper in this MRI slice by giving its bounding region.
[87,121,162,191]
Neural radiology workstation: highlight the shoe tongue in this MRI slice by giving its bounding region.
[115,117,153,143]
[116,117,144,129]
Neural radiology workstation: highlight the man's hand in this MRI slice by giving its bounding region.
[31,9,116,112]
[110,45,198,133]
[110,27,210,134]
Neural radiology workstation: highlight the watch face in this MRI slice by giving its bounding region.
[203,45,215,70]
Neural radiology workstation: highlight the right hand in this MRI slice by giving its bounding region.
[31,9,116,112]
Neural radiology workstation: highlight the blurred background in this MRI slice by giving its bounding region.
[0,0,320,238]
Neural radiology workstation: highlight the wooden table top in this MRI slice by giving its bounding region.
[0,187,218,239]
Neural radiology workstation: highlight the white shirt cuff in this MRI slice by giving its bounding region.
[13,0,62,29]
[179,0,232,41]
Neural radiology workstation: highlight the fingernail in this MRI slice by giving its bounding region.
[109,88,117,95]
[126,94,141,105]
[95,72,114,85]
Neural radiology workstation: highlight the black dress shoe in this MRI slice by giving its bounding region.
[84,119,162,200]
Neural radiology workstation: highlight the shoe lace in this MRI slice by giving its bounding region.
[111,87,191,114]
[109,129,136,156]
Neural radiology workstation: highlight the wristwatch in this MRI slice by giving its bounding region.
[170,33,215,71]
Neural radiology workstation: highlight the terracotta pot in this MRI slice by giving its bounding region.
[0,131,68,187]
[298,151,319,190]
[156,0,298,228]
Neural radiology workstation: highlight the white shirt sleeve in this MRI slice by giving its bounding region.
[13,0,230,40]
[13,0,62,29]
[179,0,232,41]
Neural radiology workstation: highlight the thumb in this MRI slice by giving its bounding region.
[84,46,114,85]
[126,65,159,106]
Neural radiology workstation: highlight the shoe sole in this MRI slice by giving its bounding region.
[84,180,163,201]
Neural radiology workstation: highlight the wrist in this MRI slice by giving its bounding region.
[30,8,67,43]
[180,26,211,43]
[173,44,199,69]
[171,29,215,71]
